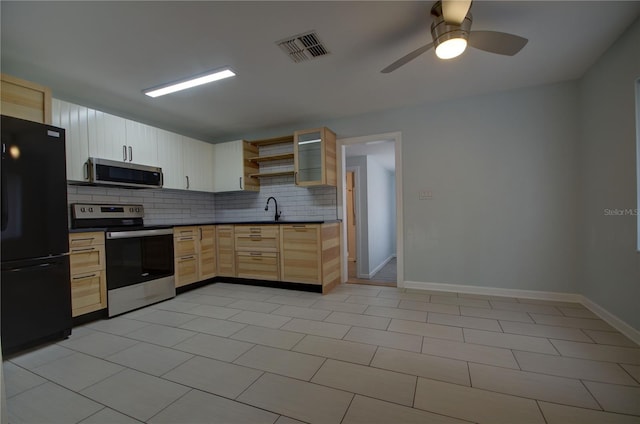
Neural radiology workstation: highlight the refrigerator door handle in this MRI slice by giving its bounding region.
[8,262,53,272]
[1,145,8,232]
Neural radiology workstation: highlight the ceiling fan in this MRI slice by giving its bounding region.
[381,0,528,73]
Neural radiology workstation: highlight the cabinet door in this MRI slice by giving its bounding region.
[53,99,90,182]
[281,225,321,284]
[157,129,184,190]
[294,127,336,187]
[212,140,244,192]
[182,136,214,192]
[199,226,217,279]
[216,225,235,277]
[71,271,107,317]
[175,255,199,287]
[88,109,127,162]
[125,119,158,166]
[1,74,51,124]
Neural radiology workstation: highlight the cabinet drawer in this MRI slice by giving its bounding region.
[235,234,279,252]
[174,226,199,238]
[175,255,199,287]
[69,231,104,248]
[236,252,279,280]
[235,225,279,238]
[69,245,105,274]
[174,236,197,256]
[70,270,106,316]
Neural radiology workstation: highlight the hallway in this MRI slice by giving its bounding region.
[348,258,397,287]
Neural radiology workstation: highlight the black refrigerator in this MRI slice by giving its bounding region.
[1,114,72,355]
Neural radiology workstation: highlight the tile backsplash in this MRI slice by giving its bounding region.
[67,185,217,226]
[214,179,338,222]
[67,181,337,226]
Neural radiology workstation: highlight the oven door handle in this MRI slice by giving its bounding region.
[106,228,174,239]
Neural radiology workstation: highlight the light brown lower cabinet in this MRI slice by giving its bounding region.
[69,232,107,317]
[216,225,235,277]
[171,223,341,293]
[234,225,279,281]
[174,226,199,287]
[199,225,217,280]
[236,252,279,280]
[280,223,341,293]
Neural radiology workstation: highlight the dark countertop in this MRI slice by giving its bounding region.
[69,220,341,233]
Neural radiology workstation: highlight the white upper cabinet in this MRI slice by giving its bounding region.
[213,140,243,192]
[125,120,157,166]
[52,99,90,182]
[87,109,126,162]
[212,140,260,193]
[157,128,184,190]
[54,98,216,192]
[182,136,214,192]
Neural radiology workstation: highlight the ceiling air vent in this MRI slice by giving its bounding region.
[277,31,329,63]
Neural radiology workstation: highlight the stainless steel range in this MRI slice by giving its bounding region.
[71,204,175,316]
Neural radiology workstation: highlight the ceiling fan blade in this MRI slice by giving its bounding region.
[381,42,434,73]
[441,0,472,25]
[468,30,528,56]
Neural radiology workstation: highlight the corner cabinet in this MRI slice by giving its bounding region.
[294,127,337,187]
[216,225,236,277]
[199,225,217,280]
[212,140,259,192]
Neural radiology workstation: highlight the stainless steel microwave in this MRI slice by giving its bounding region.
[88,157,163,189]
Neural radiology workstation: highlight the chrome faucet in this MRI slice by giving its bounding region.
[265,197,282,221]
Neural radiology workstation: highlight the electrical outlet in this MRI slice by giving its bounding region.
[419,190,433,200]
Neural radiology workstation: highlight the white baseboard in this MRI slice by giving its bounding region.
[404,280,639,345]
[404,280,582,302]
[367,255,395,278]
[579,296,640,346]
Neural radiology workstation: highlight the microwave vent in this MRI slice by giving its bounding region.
[277,31,329,63]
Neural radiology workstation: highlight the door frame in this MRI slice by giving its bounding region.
[337,131,403,287]
[345,166,363,278]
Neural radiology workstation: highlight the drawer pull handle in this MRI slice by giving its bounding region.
[181,256,195,260]
[71,237,95,242]
[179,237,193,241]
[73,273,97,280]
[71,247,97,252]
[250,252,262,256]
[249,228,261,233]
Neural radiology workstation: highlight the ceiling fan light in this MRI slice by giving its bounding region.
[435,38,467,59]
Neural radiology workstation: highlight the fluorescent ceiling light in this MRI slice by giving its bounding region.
[144,68,235,98]
[298,139,321,145]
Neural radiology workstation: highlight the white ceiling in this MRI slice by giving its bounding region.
[2,1,639,142]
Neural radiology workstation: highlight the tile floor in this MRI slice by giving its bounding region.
[347,258,397,287]
[3,282,640,424]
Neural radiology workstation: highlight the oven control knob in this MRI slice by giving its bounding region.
[129,207,134,212]
[135,207,140,212]
[88,207,94,212]
[80,207,86,212]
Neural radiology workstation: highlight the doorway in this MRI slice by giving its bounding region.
[338,132,403,288]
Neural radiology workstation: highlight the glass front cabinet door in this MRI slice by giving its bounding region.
[294,127,337,187]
